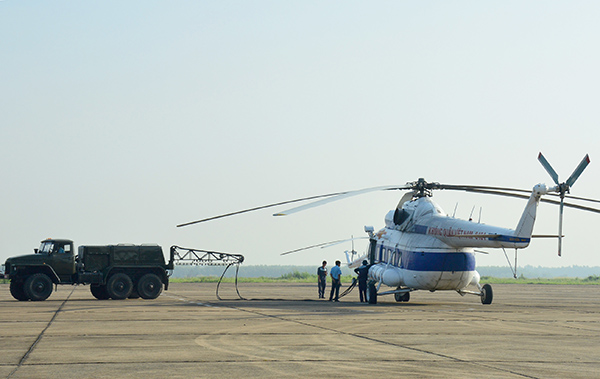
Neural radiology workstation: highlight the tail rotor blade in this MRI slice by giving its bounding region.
[538,152,560,185]
[558,200,564,257]
[566,154,591,188]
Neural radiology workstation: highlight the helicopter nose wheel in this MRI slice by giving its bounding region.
[394,291,410,302]
[480,283,493,305]
[366,281,378,304]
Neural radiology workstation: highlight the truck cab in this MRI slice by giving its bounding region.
[4,239,76,301]
[37,239,77,281]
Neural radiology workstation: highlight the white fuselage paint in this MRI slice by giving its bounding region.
[364,187,543,292]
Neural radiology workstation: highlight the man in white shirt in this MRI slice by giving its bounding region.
[329,260,342,302]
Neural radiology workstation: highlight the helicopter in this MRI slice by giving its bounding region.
[178,153,600,305]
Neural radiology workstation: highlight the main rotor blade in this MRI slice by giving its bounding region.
[177,192,347,227]
[436,184,532,194]
[538,152,560,185]
[450,187,600,214]
[273,185,411,216]
[566,154,591,188]
[442,183,600,205]
[280,237,368,256]
[545,192,600,204]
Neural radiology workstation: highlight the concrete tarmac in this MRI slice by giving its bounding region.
[1,282,600,378]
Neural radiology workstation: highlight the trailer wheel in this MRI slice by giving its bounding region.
[10,280,29,301]
[90,284,110,300]
[107,273,133,300]
[137,273,163,299]
[24,273,53,301]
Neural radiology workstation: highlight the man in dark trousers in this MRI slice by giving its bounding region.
[329,260,342,302]
[354,260,370,303]
[317,261,327,298]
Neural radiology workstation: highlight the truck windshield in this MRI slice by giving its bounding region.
[39,242,55,254]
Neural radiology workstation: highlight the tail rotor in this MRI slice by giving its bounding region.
[538,152,591,256]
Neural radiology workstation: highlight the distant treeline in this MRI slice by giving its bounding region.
[172,264,600,279]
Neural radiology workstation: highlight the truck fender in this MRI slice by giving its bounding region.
[14,264,60,284]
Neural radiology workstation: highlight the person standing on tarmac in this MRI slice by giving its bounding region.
[329,260,342,302]
[354,260,370,303]
[317,261,327,299]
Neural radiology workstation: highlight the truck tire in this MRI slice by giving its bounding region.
[107,273,133,300]
[128,288,140,299]
[23,273,53,301]
[137,273,163,299]
[10,280,29,301]
[90,284,110,300]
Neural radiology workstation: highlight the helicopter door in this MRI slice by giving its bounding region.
[368,239,377,264]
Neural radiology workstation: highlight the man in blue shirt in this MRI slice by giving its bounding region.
[317,261,327,299]
[329,260,342,302]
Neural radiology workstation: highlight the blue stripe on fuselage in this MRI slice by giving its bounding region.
[402,251,476,272]
[376,244,476,272]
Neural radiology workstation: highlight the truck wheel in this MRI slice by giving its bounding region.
[90,284,110,300]
[137,273,163,299]
[128,288,140,299]
[10,280,29,301]
[24,273,53,301]
[107,273,133,300]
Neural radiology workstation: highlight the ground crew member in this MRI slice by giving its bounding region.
[317,261,327,298]
[354,260,369,302]
[329,260,342,302]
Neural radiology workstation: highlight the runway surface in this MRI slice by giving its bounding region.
[1,282,600,378]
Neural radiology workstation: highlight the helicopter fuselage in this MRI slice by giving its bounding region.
[366,194,536,292]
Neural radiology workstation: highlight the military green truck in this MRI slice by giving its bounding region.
[2,238,174,301]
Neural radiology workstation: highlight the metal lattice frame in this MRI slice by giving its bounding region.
[169,246,245,300]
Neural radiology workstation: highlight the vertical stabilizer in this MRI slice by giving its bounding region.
[514,185,546,238]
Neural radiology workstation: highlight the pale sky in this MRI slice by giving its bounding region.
[2,1,600,271]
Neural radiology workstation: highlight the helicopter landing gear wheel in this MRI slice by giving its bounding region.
[366,282,377,304]
[481,283,493,305]
[395,291,410,302]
